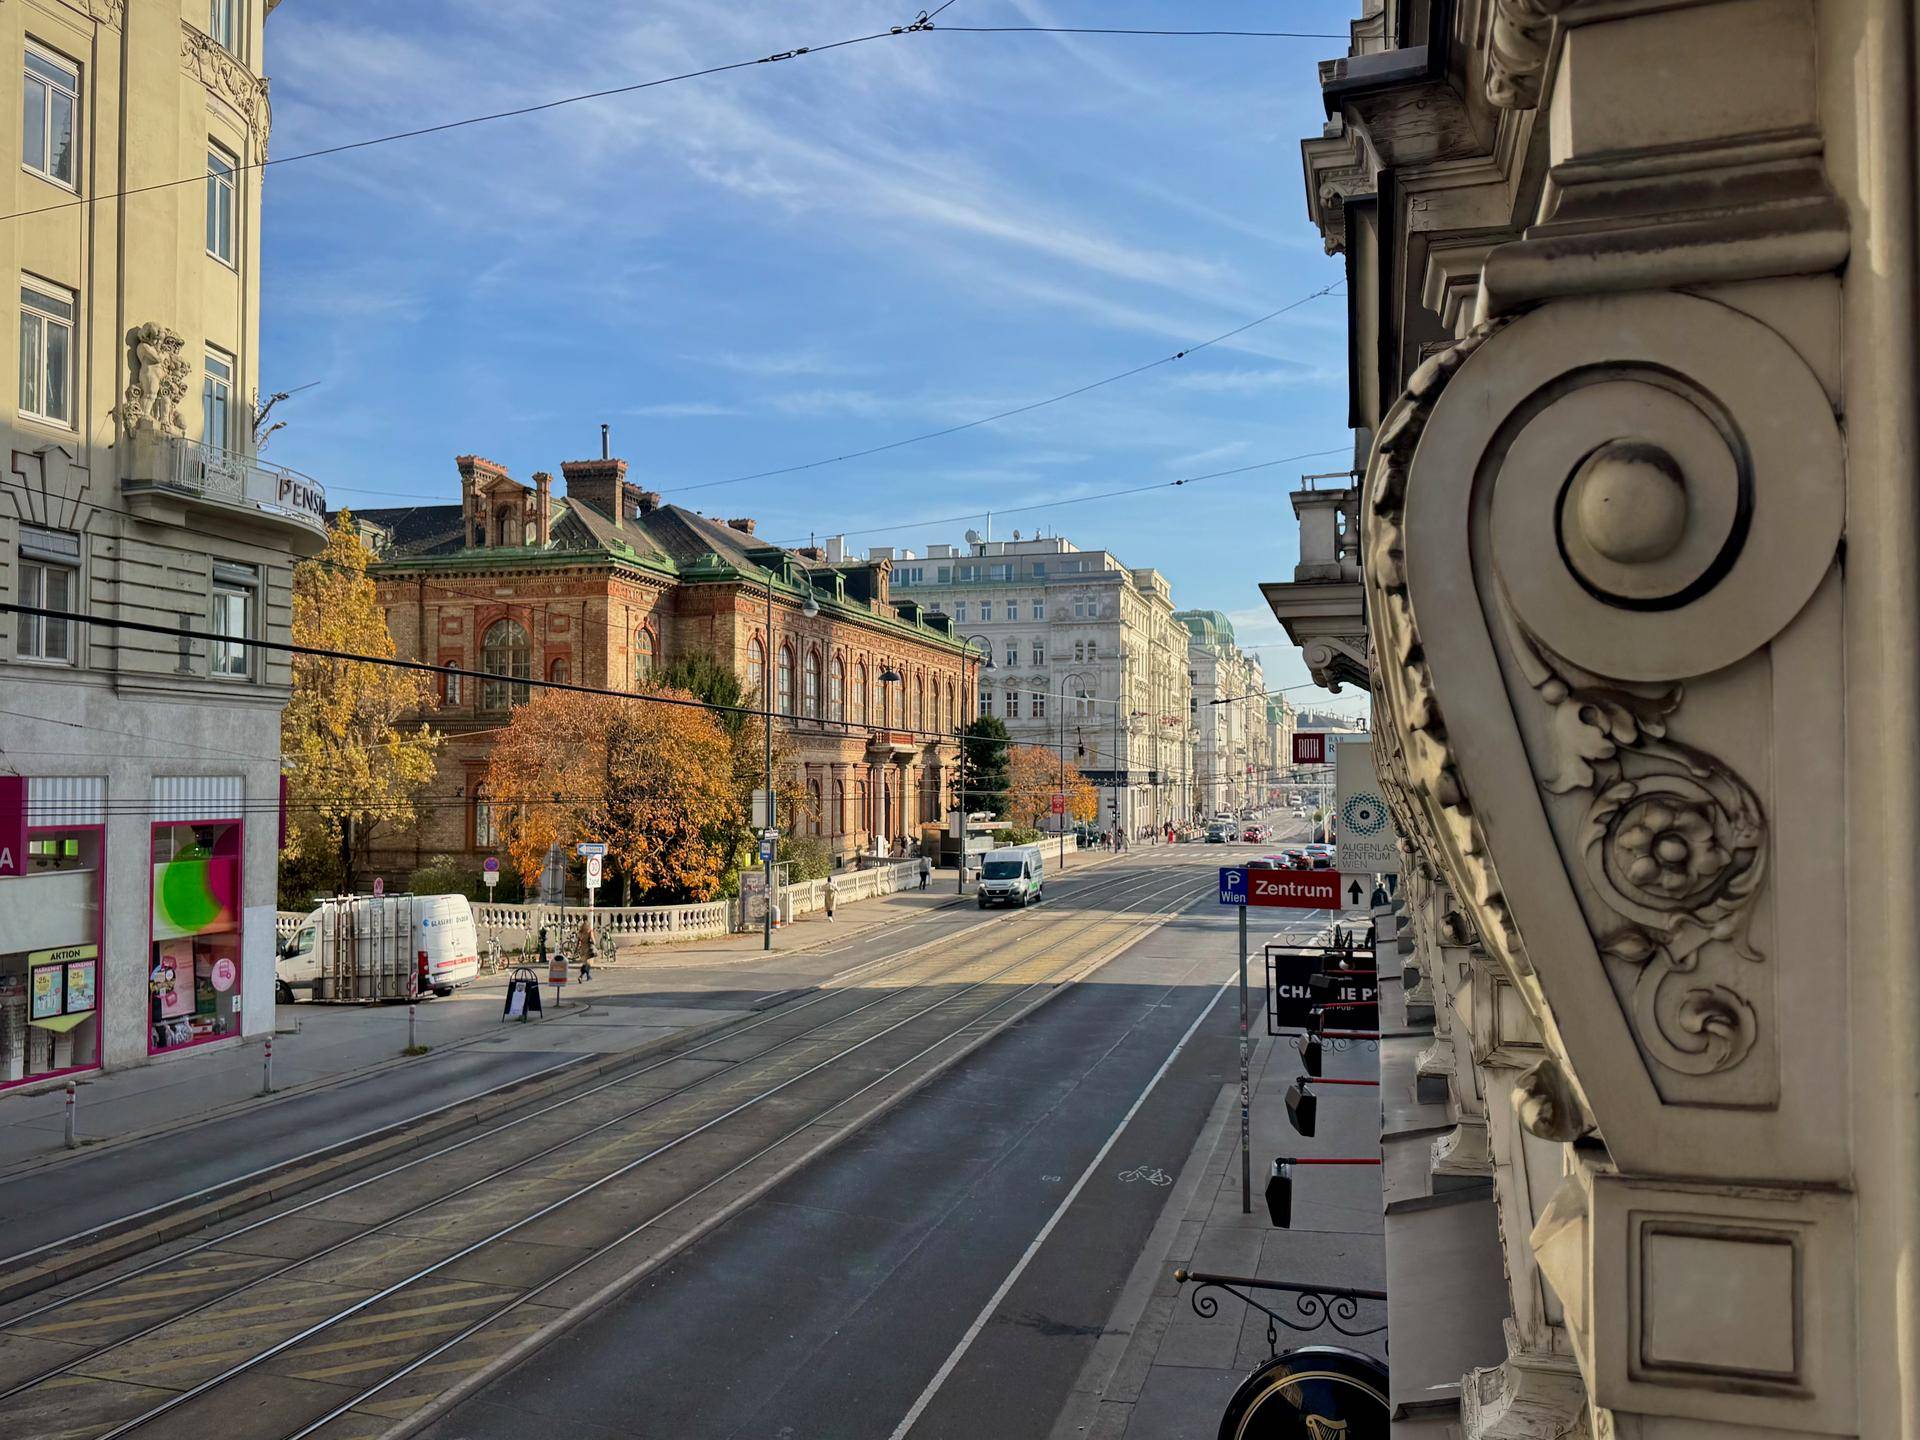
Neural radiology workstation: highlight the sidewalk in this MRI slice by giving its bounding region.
[1051,921,1386,1440]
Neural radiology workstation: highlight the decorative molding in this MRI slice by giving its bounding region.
[118,324,189,438]
[88,0,127,27]
[180,24,271,151]
[1462,1344,1589,1440]
[1485,0,1578,110]
[9,446,92,533]
[1513,1058,1588,1143]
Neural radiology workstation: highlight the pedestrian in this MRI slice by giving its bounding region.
[575,916,594,982]
[919,855,931,890]
[824,874,837,921]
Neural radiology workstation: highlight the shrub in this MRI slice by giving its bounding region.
[409,854,484,900]
[991,826,1043,847]
[779,836,834,882]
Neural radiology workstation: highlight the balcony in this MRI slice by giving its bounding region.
[123,436,329,554]
[1260,473,1369,693]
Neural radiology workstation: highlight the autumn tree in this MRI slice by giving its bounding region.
[486,686,740,903]
[1005,744,1098,829]
[281,512,440,896]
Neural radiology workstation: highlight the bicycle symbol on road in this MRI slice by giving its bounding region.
[1117,1165,1172,1187]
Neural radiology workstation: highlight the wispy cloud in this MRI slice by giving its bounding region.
[625,401,744,418]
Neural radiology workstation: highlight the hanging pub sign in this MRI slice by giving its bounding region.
[1266,943,1378,1032]
[1215,1345,1390,1439]
[1292,733,1326,765]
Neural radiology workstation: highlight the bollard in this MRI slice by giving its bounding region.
[64,1080,76,1150]
[261,1035,274,1096]
[408,1000,416,1053]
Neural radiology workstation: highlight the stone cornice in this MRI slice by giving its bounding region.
[180,23,271,151]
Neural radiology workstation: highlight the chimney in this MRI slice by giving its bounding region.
[600,422,610,460]
[636,489,661,515]
[455,454,511,548]
[726,517,757,535]
[532,471,552,546]
[560,457,629,528]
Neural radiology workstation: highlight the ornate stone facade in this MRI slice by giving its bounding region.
[1287,1,1914,1435]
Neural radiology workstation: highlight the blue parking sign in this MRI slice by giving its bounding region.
[1218,867,1248,905]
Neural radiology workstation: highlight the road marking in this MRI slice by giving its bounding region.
[886,972,1231,1440]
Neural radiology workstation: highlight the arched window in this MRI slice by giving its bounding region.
[1087,639,1098,661]
[778,644,795,715]
[473,782,496,848]
[832,779,846,835]
[830,656,845,723]
[747,636,766,697]
[1074,640,1085,662]
[636,627,655,683]
[854,662,868,725]
[914,676,924,730]
[805,648,822,720]
[549,656,570,685]
[945,679,955,732]
[481,619,530,711]
[807,778,822,835]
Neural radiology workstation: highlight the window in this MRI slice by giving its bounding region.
[945,680,955,731]
[549,657,570,684]
[1031,639,1045,666]
[208,0,238,51]
[854,662,868,724]
[1074,641,1085,662]
[1034,598,1046,621]
[1074,599,1086,618]
[440,662,461,706]
[481,619,531,710]
[805,648,821,719]
[992,563,1013,581]
[936,566,951,584]
[1004,640,1017,668]
[830,655,845,722]
[980,601,992,622]
[980,689,993,717]
[1006,600,1019,622]
[19,280,73,425]
[206,147,236,264]
[203,347,233,450]
[210,560,257,679]
[16,524,77,662]
[954,602,967,623]
[635,627,655,683]
[1006,688,1020,720]
[778,644,795,715]
[1032,689,1046,719]
[747,636,765,696]
[473,783,496,848]
[1088,639,1099,661]
[1032,563,1047,579]
[22,46,76,189]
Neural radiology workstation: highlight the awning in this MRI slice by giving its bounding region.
[29,1011,92,1033]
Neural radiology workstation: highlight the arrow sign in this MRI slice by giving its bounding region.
[1348,880,1363,906]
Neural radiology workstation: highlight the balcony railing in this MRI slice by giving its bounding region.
[127,436,328,543]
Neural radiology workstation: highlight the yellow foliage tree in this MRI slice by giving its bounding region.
[486,685,740,902]
[1006,744,1099,829]
[282,512,440,891]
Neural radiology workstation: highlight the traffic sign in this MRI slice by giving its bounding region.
[1219,868,1347,909]
[576,841,608,858]
[372,876,384,898]
[585,854,602,889]
[758,836,775,862]
[482,857,500,890]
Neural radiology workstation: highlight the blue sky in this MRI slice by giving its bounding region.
[261,0,1368,718]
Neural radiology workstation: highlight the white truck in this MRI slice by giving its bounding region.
[977,844,1045,909]
[277,894,480,1003]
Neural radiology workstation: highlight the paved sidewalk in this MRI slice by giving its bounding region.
[1050,921,1386,1440]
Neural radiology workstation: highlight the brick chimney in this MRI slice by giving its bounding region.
[532,471,552,546]
[726,517,757,535]
[560,457,629,528]
[455,454,511,548]
[636,489,661,515]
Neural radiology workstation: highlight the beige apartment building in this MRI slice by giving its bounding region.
[1262,1,1919,1436]
[1176,609,1269,816]
[0,1,318,1093]
[882,533,1195,836]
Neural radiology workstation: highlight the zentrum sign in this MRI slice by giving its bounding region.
[1219,866,1344,909]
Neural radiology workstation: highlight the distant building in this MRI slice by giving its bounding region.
[882,533,1195,835]
[1175,610,1266,816]
[355,456,977,881]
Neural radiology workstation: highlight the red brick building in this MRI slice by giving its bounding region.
[353,455,980,883]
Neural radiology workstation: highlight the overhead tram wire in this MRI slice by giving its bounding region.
[0,12,1338,229]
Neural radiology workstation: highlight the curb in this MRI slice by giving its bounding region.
[0,1009,748,1310]
[378,874,1205,1440]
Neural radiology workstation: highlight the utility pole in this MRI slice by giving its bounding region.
[765,561,819,950]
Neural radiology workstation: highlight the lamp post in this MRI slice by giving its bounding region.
[876,666,902,857]
[1061,668,1095,867]
[765,563,819,950]
[954,633,993,894]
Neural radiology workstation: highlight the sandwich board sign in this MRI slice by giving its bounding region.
[1335,739,1400,876]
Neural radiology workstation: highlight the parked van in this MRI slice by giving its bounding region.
[278,894,480,1002]
[977,844,1045,908]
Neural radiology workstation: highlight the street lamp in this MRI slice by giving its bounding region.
[954,633,993,894]
[876,666,902,857]
[1061,668,1095,868]
[764,564,819,951]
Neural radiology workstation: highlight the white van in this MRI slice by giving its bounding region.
[977,844,1045,909]
[278,894,480,1002]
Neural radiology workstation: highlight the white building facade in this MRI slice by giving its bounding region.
[879,534,1195,836]
[0,2,318,1093]
[1177,610,1266,816]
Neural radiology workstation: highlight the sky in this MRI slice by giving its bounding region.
[260,0,1369,720]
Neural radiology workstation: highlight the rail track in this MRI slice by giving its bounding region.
[0,860,1212,1440]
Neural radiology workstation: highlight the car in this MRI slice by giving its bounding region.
[1278,848,1309,869]
[1204,829,1227,844]
[1247,855,1282,870]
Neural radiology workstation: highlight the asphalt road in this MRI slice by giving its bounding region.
[416,844,1290,1440]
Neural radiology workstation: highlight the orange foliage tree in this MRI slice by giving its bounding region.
[485,686,739,902]
[1006,744,1099,829]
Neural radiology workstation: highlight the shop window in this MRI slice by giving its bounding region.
[210,560,257,678]
[0,825,101,1087]
[148,821,243,1054]
[16,523,78,662]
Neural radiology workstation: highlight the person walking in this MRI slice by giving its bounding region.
[918,854,931,890]
[825,874,838,922]
[575,916,595,982]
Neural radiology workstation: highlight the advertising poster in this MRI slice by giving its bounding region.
[64,958,96,1014]
[30,964,61,1020]
[1334,737,1402,876]
[151,938,195,1019]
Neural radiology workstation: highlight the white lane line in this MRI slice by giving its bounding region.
[886,971,1232,1440]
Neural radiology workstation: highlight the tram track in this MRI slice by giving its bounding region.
[0,862,1213,1440]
